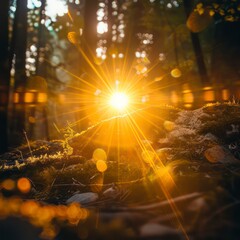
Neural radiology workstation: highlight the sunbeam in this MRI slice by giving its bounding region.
[40,10,191,238]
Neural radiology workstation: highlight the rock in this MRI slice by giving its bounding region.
[204,145,239,164]
[140,223,181,239]
[66,192,98,205]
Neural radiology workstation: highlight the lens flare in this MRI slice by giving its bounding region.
[109,92,129,111]
[96,160,108,172]
[17,178,31,194]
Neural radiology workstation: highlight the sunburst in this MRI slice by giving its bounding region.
[42,9,190,239]
[109,92,130,111]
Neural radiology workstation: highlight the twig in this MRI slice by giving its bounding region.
[117,192,203,211]
[50,163,66,189]
[52,183,86,187]
[15,149,24,162]
[23,130,33,159]
[52,177,145,189]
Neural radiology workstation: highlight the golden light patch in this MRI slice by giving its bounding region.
[67,203,82,219]
[28,116,36,123]
[20,200,39,217]
[93,148,107,161]
[163,120,175,131]
[171,68,182,78]
[186,9,213,33]
[141,150,155,164]
[96,160,108,172]
[67,31,78,44]
[2,179,15,191]
[17,178,31,194]
[155,167,175,190]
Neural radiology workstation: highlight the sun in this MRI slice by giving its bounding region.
[109,92,129,111]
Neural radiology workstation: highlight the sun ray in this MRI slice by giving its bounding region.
[76,46,114,92]
[41,13,191,238]
[126,114,190,240]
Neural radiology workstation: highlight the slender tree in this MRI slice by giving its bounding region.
[36,0,47,75]
[183,0,210,85]
[210,21,240,88]
[14,0,28,88]
[10,0,28,146]
[82,0,98,76]
[0,0,10,153]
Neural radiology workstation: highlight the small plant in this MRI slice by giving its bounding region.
[61,124,75,156]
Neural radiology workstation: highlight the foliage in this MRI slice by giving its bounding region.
[195,1,240,22]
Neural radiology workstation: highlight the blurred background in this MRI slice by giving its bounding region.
[0,0,240,153]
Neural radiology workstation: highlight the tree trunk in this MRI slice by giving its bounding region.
[10,0,28,146]
[14,0,28,88]
[211,21,240,90]
[183,0,210,85]
[0,0,10,153]
[82,0,98,77]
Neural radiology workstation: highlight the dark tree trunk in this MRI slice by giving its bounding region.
[183,0,210,85]
[32,0,49,141]
[10,0,28,146]
[211,21,240,92]
[14,0,28,88]
[82,0,98,78]
[36,0,46,75]
[122,1,142,74]
[0,0,10,153]
[74,0,98,130]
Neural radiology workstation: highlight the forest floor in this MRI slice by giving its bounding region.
[1,103,240,240]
